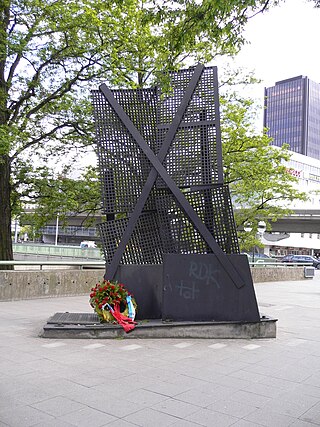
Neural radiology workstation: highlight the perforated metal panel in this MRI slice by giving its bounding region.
[92,65,240,270]
[156,67,222,189]
[92,88,158,214]
[156,185,239,256]
[97,212,163,265]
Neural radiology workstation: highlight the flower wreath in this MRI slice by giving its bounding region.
[89,279,137,332]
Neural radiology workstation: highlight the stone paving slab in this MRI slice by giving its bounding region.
[0,274,320,426]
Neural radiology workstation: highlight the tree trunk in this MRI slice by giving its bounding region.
[0,2,12,268]
[0,154,13,268]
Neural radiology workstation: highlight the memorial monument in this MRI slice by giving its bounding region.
[92,64,261,323]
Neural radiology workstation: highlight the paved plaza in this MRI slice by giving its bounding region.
[1,273,320,426]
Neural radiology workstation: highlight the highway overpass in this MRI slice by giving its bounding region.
[20,208,320,240]
[266,209,320,233]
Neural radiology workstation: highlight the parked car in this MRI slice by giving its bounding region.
[281,254,295,263]
[281,254,320,269]
[243,253,276,264]
[247,253,271,259]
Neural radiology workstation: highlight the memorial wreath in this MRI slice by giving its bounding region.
[89,279,137,332]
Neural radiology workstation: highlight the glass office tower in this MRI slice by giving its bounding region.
[264,76,320,160]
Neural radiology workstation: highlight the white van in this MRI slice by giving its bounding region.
[80,241,96,249]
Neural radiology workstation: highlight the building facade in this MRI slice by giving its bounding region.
[262,150,320,257]
[264,76,320,160]
[20,206,103,246]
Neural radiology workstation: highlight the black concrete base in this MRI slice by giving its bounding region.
[40,312,277,339]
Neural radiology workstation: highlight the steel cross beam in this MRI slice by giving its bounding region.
[99,66,245,289]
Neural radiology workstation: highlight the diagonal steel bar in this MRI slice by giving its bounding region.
[100,67,245,289]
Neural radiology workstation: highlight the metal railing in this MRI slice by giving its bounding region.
[0,260,105,270]
[0,259,314,271]
[13,243,102,260]
[249,261,314,268]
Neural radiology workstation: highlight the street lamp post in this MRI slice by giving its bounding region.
[55,214,59,246]
[14,219,19,243]
[244,223,254,262]
[256,221,266,261]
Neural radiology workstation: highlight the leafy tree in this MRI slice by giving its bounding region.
[1,0,279,266]
[220,94,307,251]
[19,166,101,233]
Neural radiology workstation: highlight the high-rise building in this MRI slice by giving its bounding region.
[264,76,320,160]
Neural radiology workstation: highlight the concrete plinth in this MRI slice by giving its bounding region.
[41,312,277,339]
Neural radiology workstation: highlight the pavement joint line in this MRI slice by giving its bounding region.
[286,339,309,346]
[274,306,294,311]
[174,343,194,348]
[34,342,284,351]
[41,342,66,348]
[242,344,261,350]
[121,344,143,350]
[82,343,106,349]
[208,343,227,349]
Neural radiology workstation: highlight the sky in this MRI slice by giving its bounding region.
[81,0,320,167]
[220,0,320,127]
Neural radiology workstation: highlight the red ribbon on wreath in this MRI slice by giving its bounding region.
[106,303,137,333]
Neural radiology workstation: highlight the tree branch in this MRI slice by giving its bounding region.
[10,122,74,160]
[8,45,71,123]
[248,1,271,19]
[6,20,40,89]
